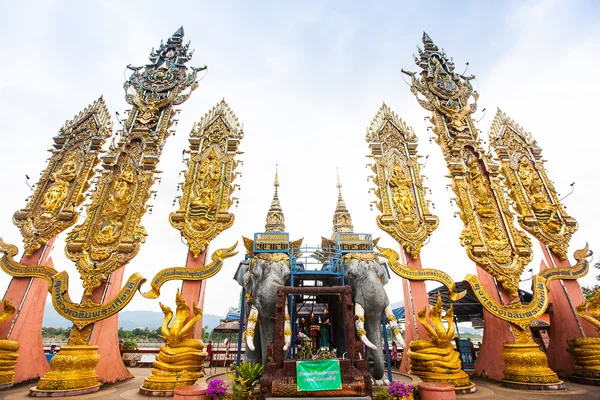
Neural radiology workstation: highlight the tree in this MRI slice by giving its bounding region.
[581,262,600,300]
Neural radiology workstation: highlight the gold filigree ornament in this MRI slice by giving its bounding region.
[489,109,577,260]
[567,288,600,382]
[141,289,207,394]
[376,245,466,302]
[465,244,591,386]
[13,97,112,256]
[65,27,205,295]
[402,32,532,298]
[366,103,439,259]
[408,293,475,392]
[0,300,19,389]
[169,100,244,258]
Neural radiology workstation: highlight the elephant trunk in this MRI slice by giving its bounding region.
[365,308,385,381]
[246,304,259,351]
[354,303,377,350]
[384,305,405,348]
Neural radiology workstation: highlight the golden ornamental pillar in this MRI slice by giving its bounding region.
[25,27,206,396]
[169,99,243,335]
[402,32,564,389]
[139,100,244,395]
[0,97,111,385]
[365,104,441,374]
[489,109,597,377]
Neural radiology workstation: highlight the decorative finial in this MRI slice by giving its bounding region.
[332,170,354,233]
[265,165,285,232]
[422,31,432,43]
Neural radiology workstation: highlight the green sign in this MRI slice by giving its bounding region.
[296,360,342,392]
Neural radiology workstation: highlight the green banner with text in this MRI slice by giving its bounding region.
[296,360,342,392]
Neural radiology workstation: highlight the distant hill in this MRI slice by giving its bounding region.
[42,303,223,332]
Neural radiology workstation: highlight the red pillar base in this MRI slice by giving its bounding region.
[0,238,56,384]
[539,242,598,377]
[472,266,514,381]
[180,249,208,339]
[399,251,431,374]
[88,266,133,384]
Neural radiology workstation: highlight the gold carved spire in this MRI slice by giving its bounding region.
[169,99,243,258]
[332,169,354,233]
[366,103,438,259]
[265,165,285,232]
[403,33,533,296]
[13,96,112,256]
[488,108,577,260]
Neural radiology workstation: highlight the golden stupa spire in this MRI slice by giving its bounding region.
[265,165,285,232]
[332,168,354,233]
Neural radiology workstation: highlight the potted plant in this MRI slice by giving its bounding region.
[227,363,264,399]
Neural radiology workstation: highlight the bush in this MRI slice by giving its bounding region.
[122,340,138,350]
[228,363,264,399]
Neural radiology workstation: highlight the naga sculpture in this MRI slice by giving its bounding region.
[0,300,19,390]
[567,289,600,382]
[408,293,473,391]
[141,289,207,393]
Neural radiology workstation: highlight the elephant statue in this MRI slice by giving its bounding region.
[321,238,404,384]
[233,237,302,363]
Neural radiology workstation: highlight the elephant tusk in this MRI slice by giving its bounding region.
[283,297,291,351]
[355,303,378,350]
[360,334,378,350]
[384,305,405,348]
[246,304,259,351]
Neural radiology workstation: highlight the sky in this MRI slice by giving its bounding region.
[0,0,599,322]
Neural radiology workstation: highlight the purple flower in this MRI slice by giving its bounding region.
[387,381,413,398]
[207,379,228,399]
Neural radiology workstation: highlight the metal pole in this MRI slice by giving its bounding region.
[236,287,245,366]
[382,313,393,382]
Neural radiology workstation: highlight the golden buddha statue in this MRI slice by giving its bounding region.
[40,153,78,217]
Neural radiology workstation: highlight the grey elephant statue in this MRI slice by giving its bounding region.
[321,238,404,384]
[233,237,302,364]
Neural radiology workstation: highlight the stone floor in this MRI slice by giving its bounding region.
[2,369,600,399]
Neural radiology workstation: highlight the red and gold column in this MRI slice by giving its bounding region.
[489,109,598,379]
[402,32,567,389]
[366,103,474,391]
[24,27,206,396]
[140,100,244,395]
[0,97,111,385]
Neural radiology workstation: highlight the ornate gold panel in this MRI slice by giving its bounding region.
[366,103,439,259]
[169,100,243,258]
[65,27,204,294]
[13,98,111,255]
[489,109,577,260]
[402,33,532,297]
